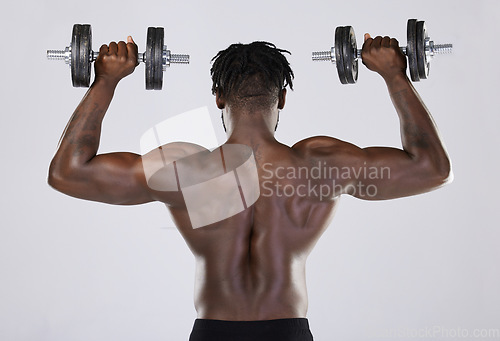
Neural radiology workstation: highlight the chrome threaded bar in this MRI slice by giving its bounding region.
[312,49,334,62]
[432,43,453,54]
[163,49,189,70]
[170,54,190,64]
[47,47,71,65]
[47,49,66,60]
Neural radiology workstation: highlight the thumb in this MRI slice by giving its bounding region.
[364,33,371,41]
[127,35,135,44]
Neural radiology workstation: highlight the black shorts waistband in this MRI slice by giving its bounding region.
[192,318,310,333]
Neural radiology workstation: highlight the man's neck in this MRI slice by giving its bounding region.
[224,108,278,145]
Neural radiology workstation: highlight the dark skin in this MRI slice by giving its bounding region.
[48,34,451,320]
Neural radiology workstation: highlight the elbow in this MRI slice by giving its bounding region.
[47,159,74,192]
[436,153,453,185]
[433,164,453,189]
[441,161,453,186]
[47,170,63,191]
[47,160,63,191]
[424,154,454,189]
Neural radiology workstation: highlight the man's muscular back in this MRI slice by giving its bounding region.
[149,140,340,320]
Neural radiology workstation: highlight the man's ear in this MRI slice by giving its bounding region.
[216,89,225,109]
[278,88,287,110]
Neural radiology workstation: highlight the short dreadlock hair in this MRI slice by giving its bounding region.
[210,41,294,109]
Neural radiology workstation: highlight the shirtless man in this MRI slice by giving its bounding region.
[48,33,452,340]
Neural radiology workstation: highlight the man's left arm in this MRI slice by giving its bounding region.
[48,37,153,205]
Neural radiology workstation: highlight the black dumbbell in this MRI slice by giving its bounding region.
[47,24,189,90]
[312,19,453,84]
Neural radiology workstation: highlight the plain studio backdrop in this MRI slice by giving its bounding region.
[1,0,499,340]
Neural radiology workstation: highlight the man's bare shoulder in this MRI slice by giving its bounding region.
[143,142,210,159]
[291,136,360,158]
[140,142,212,194]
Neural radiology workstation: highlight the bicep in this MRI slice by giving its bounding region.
[348,146,439,200]
[301,136,445,200]
[54,152,154,205]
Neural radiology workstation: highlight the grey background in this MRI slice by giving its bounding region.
[1,0,499,340]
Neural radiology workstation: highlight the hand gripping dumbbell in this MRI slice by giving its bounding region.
[312,19,453,84]
[47,24,189,90]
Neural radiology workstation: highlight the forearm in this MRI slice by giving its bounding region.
[385,73,450,174]
[50,78,117,178]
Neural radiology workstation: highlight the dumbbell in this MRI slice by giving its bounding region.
[312,19,453,84]
[47,24,189,90]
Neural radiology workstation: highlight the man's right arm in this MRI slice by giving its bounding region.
[364,35,450,173]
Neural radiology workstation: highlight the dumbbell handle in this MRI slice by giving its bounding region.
[90,51,190,65]
[47,46,189,67]
[312,41,453,62]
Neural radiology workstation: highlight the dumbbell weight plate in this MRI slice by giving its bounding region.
[343,26,358,84]
[416,21,429,80]
[154,27,164,90]
[334,26,348,85]
[71,24,92,87]
[145,27,155,90]
[145,27,164,90]
[406,19,420,82]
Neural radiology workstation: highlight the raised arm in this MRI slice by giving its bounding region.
[48,37,153,205]
[298,34,452,200]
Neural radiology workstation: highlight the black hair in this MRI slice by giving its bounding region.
[210,41,294,108]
